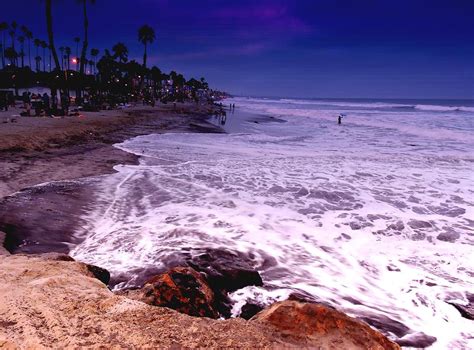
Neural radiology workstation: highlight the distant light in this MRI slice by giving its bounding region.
[72,58,78,64]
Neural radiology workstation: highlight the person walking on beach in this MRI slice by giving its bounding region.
[338,114,343,125]
[61,93,70,116]
[42,93,50,116]
[22,92,31,116]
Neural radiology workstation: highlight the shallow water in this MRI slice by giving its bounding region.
[70,97,474,348]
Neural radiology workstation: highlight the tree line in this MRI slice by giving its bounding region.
[0,0,221,106]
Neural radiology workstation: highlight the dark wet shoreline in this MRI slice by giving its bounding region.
[0,107,224,255]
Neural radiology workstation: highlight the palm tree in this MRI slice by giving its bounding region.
[0,22,8,68]
[5,47,18,66]
[74,36,80,70]
[35,55,42,72]
[17,36,25,67]
[10,21,17,49]
[90,48,99,74]
[44,0,61,72]
[9,30,16,54]
[88,59,94,74]
[65,46,71,70]
[138,25,155,68]
[59,46,64,70]
[112,42,128,63]
[77,0,95,74]
[41,40,48,71]
[21,26,33,69]
[49,44,52,72]
[76,0,96,102]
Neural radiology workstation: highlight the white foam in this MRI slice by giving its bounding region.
[70,97,474,349]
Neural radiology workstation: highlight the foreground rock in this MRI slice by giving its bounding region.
[0,254,286,348]
[124,267,219,318]
[187,248,264,317]
[0,254,401,348]
[252,300,400,350]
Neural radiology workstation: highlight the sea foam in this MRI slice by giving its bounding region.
[70,97,474,349]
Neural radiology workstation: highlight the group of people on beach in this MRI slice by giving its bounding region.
[20,91,71,117]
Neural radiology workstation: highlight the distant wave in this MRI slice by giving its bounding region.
[414,104,474,112]
[236,97,474,113]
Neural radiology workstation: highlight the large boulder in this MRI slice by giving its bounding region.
[187,249,263,317]
[187,249,263,293]
[133,267,219,319]
[251,300,400,350]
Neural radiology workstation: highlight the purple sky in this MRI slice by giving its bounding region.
[2,0,474,99]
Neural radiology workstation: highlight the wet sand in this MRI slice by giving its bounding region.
[0,102,223,253]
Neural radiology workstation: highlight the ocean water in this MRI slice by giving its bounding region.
[71,97,474,348]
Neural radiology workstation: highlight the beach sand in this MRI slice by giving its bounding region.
[0,103,222,198]
[0,102,223,253]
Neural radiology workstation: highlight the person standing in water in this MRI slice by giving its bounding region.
[338,114,343,125]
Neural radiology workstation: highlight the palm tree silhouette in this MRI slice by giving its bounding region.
[90,48,99,74]
[5,47,18,66]
[44,0,61,72]
[21,26,33,69]
[59,46,65,70]
[10,21,17,49]
[0,22,8,68]
[74,36,80,70]
[76,0,96,101]
[35,55,42,72]
[112,42,128,63]
[138,25,155,68]
[65,46,71,70]
[17,36,25,67]
[41,40,48,71]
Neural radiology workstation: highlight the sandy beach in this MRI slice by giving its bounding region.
[0,103,223,198]
[0,102,224,254]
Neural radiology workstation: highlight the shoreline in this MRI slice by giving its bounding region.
[0,102,223,199]
[0,102,224,254]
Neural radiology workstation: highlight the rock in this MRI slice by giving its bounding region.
[0,254,302,348]
[396,332,437,348]
[37,252,75,262]
[447,292,474,320]
[86,264,111,286]
[251,300,400,349]
[436,230,460,243]
[239,303,264,320]
[187,249,264,317]
[359,314,410,338]
[138,267,219,319]
[0,231,10,255]
[187,249,263,293]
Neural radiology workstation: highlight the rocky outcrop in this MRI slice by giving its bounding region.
[0,254,290,348]
[0,254,404,349]
[0,231,9,255]
[252,300,400,350]
[187,249,263,317]
[187,249,263,293]
[126,267,219,318]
